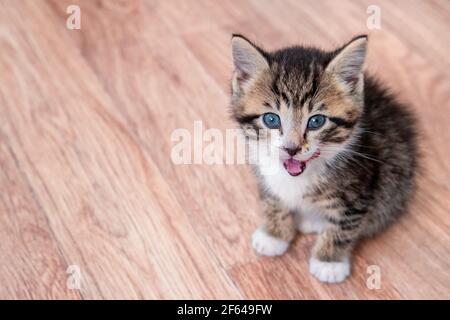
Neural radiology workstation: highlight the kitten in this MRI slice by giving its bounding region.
[229,34,417,283]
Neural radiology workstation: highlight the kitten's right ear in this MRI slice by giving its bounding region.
[231,34,269,90]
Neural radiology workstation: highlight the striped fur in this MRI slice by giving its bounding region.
[230,35,418,283]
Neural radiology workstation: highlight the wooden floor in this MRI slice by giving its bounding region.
[0,0,449,299]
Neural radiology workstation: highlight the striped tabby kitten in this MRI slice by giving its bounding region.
[230,34,417,283]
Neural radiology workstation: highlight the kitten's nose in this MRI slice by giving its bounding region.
[283,146,300,156]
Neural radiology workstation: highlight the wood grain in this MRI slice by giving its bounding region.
[0,0,449,299]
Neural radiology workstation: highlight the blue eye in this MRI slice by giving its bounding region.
[262,113,281,129]
[307,115,326,129]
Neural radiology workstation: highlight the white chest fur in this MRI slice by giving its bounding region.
[258,159,330,233]
[259,159,325,210]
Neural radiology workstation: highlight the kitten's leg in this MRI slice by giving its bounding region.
[309,225,359,283]
[252,196,296,257]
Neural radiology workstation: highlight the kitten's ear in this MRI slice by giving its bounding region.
[326,35,368,93]
[231,34,269,90]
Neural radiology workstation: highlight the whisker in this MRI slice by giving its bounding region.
[357,129,384,137]
[346,142,377,149]
[320,146,384,164]
[321,150,372,173]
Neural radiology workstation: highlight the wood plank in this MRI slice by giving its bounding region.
[48,0,265,268]
[357,0,450,69]
[0,135,82,299]
[0,0,448,299]
[0,0,240,299]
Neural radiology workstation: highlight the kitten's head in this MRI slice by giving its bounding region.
[230,34,367,176]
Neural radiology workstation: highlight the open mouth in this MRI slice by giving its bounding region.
[282,149,320,176]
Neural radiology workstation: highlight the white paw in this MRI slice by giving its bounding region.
[251,228,290,257]
[309,257,350,283]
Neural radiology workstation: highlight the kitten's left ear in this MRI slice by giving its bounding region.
[326,35,368,93]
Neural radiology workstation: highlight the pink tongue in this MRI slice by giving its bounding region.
[283,158,306,176]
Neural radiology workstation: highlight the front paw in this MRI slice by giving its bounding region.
[251,227,290,257]
[309,257,350,283]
